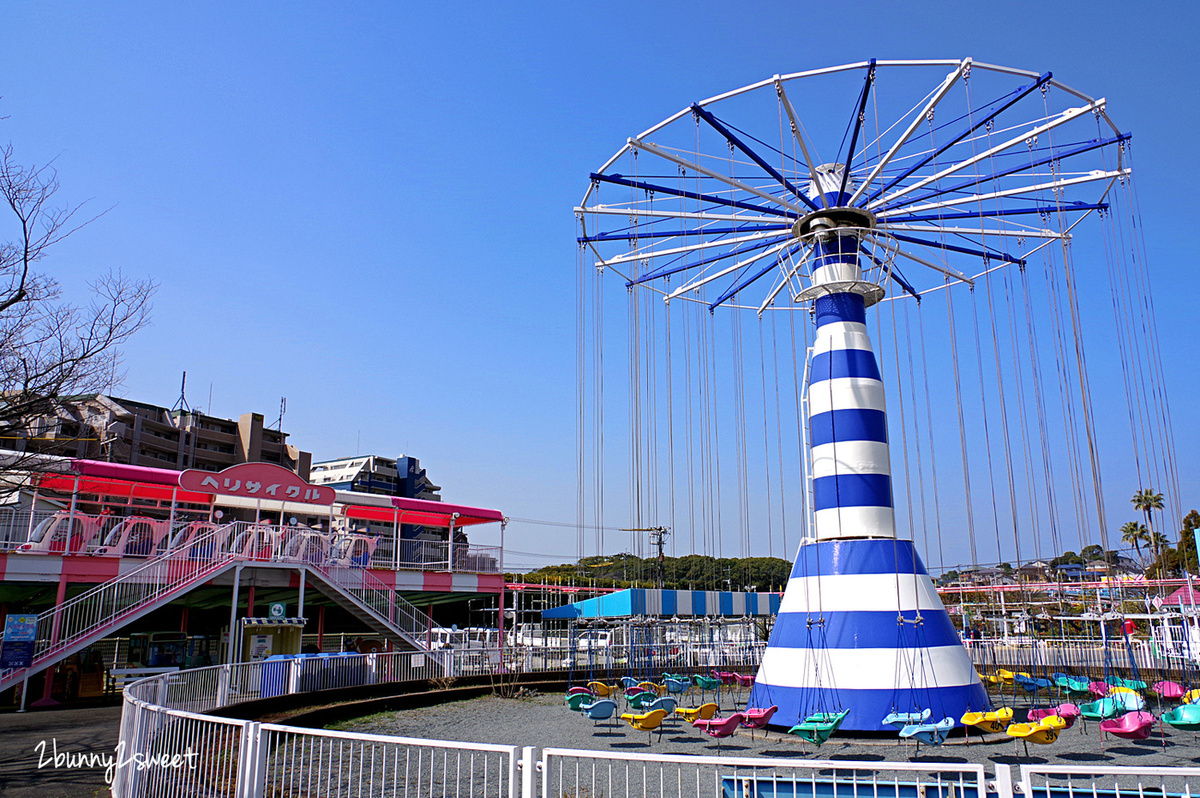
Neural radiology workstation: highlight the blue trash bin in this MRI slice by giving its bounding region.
[259,654,300,698]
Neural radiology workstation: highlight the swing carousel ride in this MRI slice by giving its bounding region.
[570,58,1184,743]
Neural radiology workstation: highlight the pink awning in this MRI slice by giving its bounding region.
[71,459,182,487]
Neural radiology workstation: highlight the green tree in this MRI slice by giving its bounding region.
[1132,488,1165,574]
[1120,521,1150,563]
[1179,510,1200,575]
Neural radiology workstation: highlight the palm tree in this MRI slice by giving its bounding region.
[1120,521,1150,563]
[1132,489,1165,574]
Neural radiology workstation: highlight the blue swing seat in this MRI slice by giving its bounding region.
[899,717,955,745]
[882,709,930,730]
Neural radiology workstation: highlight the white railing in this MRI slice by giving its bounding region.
[1019,764,1200,797]
[2,507,503,572]
[312,561,430,640]
[966,636,1160,676]
[540,748,989,798]
[370,538,503,574]
[113,645,1200,798]
[0,523,238,689]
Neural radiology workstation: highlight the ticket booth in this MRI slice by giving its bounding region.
[237,617,306,663]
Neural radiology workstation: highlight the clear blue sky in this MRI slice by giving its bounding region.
[2,2,1196,571]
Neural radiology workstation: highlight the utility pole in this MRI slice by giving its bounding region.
[621,527,670,590]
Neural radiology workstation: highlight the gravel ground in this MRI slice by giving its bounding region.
[336,690,1200,772]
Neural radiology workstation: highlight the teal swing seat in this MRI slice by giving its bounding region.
[787,709,849,745]
[1163,703,1200,731]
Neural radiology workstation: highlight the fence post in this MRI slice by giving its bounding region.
[519,746,536,798]
[992,764,1016,798]
[235,721,267,798]
[217,664,230,707]
[287,658,301,694]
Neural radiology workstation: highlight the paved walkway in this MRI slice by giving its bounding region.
[0,705,123,798]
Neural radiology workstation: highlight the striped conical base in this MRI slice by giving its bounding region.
[748,538,990,732]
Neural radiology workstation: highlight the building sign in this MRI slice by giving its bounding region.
[179,462,335,505]
[0,614,39,669]
[269,603,286,619]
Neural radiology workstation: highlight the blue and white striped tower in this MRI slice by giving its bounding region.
[748,165,990,732]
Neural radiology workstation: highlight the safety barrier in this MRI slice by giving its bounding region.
[112,647,1200,798]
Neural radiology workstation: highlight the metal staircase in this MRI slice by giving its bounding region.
[0,524,240,694]
[307,563,432,652]
[0,522,439,695]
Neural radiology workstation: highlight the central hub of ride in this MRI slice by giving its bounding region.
[792,163,884,307]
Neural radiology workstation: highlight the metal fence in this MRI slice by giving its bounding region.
[111,646,1200,798]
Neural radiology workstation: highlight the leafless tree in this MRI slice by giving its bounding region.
[0,141,155,472]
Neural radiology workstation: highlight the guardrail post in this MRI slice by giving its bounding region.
[992,764,1015,798]
[155,675,168,706]
[217,664,230,707]
[235,721,267,798]
[287,658,301,694]
[519,746,536,798]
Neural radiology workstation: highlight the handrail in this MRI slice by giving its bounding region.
[0,523,239,686]
[311,561,428,638]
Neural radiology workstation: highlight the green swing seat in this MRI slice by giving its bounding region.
[1163,703,1200,732]
[1079,696,1125,720]
[787,709,849,745]
[1055,675,1091,695]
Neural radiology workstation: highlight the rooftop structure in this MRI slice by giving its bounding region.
[7,394,311,477]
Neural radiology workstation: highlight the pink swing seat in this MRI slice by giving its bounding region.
[1099,710,1156,741]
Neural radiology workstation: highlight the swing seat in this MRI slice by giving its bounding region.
[637,681,666,696]
[1079,697,1124,720]
[645,696,678,715]
[696,712,746,749]
[693,675,722,691]
[586,681,615,697]
[960,706,1013,733]
[626,691,656,710]
[1029,703,1081,730]
[715,672,740,687]
[742,705,778,730]
[1006,714,1066,745]
[565,693,591,711]
[581,699,618,726]
[567,686,592,696]
[1184,688,1200,705]
[1088,681,1111,698]
[619,676,640,691]
[1153,680,1186,700]
[1111,676,1148,691]
[899,717,955,746]
[1162,703,1200,731]
[675,702,719,723]
[1054,676,1091,695]
[619,708,668,742]
[788,708,849,745]
[664,678,690,695]
[1099,710,1155,740]
[735,673,755,688]
[882,709,931,729]
[1113,690,1146,711]
[1015,674,1054,693]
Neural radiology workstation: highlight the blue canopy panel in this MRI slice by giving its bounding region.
[748,538,990,732]
[541,588,781,620]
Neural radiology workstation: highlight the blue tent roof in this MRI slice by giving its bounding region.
[541,588,781,620]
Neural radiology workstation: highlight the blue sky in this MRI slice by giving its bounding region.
[2,2,1196,571]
